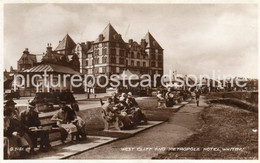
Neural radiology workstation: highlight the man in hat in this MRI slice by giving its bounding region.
[4,99,19,120]
[20,102,51,152]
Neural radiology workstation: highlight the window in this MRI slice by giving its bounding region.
[158,62,163,68]
[94,49,99,56]
[111,67,116,73]
[102,67,106,73]
[110,57,116,64]
[131,52,134,58]
[94,68,99,74]
[151,53,155,60]
[126,60,128,66]
[137,53,140,59]
[102,57,107,63]
[94,57,99,64]
[151,61,155,67]
[102,48,107,55]
[158,55,162,61]
[110,48,116,56]
[137,61,140,67]
[143,62,146,67]
[119,57,125,64]
[119,50,125,56]
[131,60,134,66]
[86,60,88,66]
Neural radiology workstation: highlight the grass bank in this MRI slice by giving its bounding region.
[155,103,258,159]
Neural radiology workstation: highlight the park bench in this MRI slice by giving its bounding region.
[4,116,61,159]
[40,115,80,143]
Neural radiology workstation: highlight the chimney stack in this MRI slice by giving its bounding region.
[46,43,52,53]
[23,48,29,54]
[141,39,147,48]
[129,39,133,44]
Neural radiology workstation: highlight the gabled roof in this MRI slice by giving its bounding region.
[143,32,163,49]
[94,23,125,43]
[55,34,76,51]
[23,64,80,74]
[18,53,37,64]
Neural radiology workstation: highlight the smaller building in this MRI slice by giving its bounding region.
[17,48,42,71]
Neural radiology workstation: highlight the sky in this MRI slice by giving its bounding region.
[4,3,258,78]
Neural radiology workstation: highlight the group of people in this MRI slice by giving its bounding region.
[4,99,51,159]
[102,92,147,130]
[4,97,86,159]
[157,88,182,108]
[157,87,202,108]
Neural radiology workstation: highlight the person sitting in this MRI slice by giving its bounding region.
[126,92,147,125]
[101,98,121,130]
[70,102,87,140]
[20,102,51,152]
[111,92,119,105]
[102,98,133,130]
[51,102,78,143]
[157,91,167,108]
[126,92,138,108]
[4,107,35,158]
[4,99,20,120]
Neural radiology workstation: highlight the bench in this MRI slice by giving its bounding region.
[40,115,81,143]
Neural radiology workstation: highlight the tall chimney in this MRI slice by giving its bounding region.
[46,43,52,53]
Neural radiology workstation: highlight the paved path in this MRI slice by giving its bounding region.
[69,97,208,159]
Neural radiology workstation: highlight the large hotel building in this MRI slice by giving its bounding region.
[76,23,164,78]
[12,23,164,95]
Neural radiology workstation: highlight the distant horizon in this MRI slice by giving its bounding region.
[4,3,258,78]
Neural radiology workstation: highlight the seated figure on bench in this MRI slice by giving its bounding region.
[4,106,36,158]
[51,102,78,143]
[20,102,51,152]
[125,92,147,125]
[70,101,87,140]
[102,98,133,130]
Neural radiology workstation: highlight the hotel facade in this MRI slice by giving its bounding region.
[13,23,164,95]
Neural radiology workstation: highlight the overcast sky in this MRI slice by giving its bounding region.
[4,3,258,78]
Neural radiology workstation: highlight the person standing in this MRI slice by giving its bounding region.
[194,87,201,107]
[165,88,174,107]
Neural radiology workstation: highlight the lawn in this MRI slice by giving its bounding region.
[155,103,258,159]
